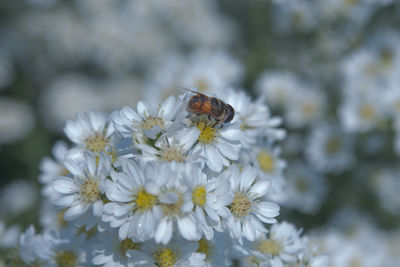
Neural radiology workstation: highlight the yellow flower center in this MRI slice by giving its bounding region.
[153,248,178,267]
[55,251,78,267]
[230,193,251,218]
[325,136,342,154]
[359,103,376,120]
[192,186,207,206]
[141,116,164,130]
[161,192,183,216]
[135,188,157,212]
[197,238,214,260]
[196,121,216,144]
[257,239,281,257]
[257,150,275,173]
[85,133,108,153]
[119,238,141,256]
[160,146,186,162]
[80,178,100,203]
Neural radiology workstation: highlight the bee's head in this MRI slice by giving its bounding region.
[224,104,235,123]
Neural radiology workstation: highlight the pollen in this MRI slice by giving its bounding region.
[141,116,164,130]
[192,186,207,206]
[55,250,78,267]
[230,192,252,218]
[160,146,186,162]
[135,188,157,212]
[302,102,317,116]
[85,133,108,153]
[161,191,183,216]
[153,247,178,267]
[257,239,281,257]
[257,150,275,173]
[119,238,141,256]
[196,121,216,144]
[80,178,100,203]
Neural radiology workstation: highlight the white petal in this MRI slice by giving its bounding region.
[155,219,173,244]
[248,180,270,198]
[54,195,76,207]
[63,158,84,177]
[52,178,78,194]
[64,203,89,220]
[177,215,199,241]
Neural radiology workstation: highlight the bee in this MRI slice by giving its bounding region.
[183,88,235,125]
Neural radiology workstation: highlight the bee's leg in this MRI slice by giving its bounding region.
[212,119,221,128]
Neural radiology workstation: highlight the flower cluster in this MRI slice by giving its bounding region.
[11,90,328,266]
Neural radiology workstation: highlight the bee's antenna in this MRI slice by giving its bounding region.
[179,86,204,95]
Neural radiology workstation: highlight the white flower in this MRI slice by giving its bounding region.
[223,165,280,243]
[0,97,34,145]
[64,110,115,157]
[182,164,233,240]
[255,71,298,109]
[19,225,38,264]
[112,95,182,142]
[102,160,163,242]
[153,162,201,244]
[249,221,304,265]
[285,87,325,129]
[39,141,70,201]
[34,229,90,267]
[92,228,147,267]
[306,123,354,173]
[284,162,327,214]
[135,129,201,164]
[52,151,112,229]
[187,115,243,173]
[222,90,285,147]
[130,237,206,267]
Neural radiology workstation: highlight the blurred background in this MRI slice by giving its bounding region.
[1,0,400,265]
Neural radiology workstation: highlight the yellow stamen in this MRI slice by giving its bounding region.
[85,133,108,153]
[257,239,281,257]
[196,121,216,144]
[230,193,251,218]
[80,178,100,203]
[119,238,140,256]
[192,186,207,206]
[135,188,157,212]
[153,248,177,267]
[257,150,275,173]
[55,251,78,267]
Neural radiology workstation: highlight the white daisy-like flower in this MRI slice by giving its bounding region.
[222,90,285,147]
[249,221,304,266]
[19,225,39,265]
[194,232,233,267]
[296,236,330,267]
[34,229,90,267]
[92,228,148,267]
[255,71,298,109]
[284,162,327,214]
[130,237,206,267]
[153,162,201,244]
[64,110,115,157]
[240,142,287,204]
[112,95,183,143]
[181,164,233,240]
[339,91,385,133]
[39,141,70,201]
[52,151,112,229]
[135,129,201,165]
[306,123,354,173]
[102,159,163,242]
[223,165,280,243]
[285,87,325,129]
[185,114,244,173]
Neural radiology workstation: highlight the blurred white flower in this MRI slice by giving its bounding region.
[0,180,37,216]
[0,98,34,145]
